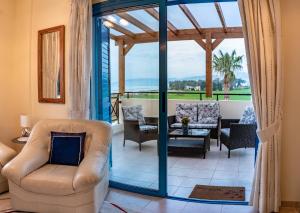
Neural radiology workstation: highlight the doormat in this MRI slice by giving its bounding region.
[189,185,245,201]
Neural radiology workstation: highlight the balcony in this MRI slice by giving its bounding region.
[110,92,255,201]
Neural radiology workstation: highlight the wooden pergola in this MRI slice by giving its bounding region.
[104,3,243,97]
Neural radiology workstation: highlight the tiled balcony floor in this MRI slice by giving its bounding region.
[110,132,255,201]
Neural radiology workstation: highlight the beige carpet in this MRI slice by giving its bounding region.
[0,193,129,213]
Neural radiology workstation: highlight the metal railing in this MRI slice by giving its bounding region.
[111,91,252,123]
[111,93,120,123]
[123,91,252,101]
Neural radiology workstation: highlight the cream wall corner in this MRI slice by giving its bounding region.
[281,0,300,203]
[0,0,19,146]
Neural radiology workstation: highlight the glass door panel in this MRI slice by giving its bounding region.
[102,6,160,190]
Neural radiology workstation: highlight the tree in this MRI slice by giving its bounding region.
[213,50,243,99]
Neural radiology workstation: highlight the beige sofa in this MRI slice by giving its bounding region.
[0,143,17,193]
[2,119,112,213]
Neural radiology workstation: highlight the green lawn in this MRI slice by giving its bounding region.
[125,88,252,101]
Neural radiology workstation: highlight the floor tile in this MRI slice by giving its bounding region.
[182,202,222,213]
[111,132,255,201]
[143,199,187,213]
[221,205,256,213]
[173,187,193,198]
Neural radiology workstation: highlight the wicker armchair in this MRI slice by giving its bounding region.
[122,106,158,151]
[220,107,257,158]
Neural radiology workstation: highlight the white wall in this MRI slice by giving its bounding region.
[122,99,252,119]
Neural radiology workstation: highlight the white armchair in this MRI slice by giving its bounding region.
[2,119,112,213]
[0,142,17,193]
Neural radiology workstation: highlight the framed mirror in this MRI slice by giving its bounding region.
[38,25,65,104]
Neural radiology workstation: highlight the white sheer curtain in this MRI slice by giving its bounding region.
[69,0,92,119]
[238,0,282,212]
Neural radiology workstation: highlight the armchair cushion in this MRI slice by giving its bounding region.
[140,125,158,132]
[49,132,86,166]
[122,105,146,125]
[21,164,77,196]
[198,102,220,124]
[175,104,198,123]
[170,123,217,129]
[239,106,256,124]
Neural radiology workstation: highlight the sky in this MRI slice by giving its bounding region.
[109,2,249,86]
[111,39,248,82]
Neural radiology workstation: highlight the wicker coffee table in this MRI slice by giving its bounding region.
[168,129,211,159]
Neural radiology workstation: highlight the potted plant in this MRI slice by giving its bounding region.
[181,117,190,135]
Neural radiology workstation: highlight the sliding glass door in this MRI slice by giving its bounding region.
[93,0,167,196]
[93,0,254,203]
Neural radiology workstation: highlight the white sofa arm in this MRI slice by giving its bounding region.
[73,150,109,192]
[2,147,49,186]
[0,143,17,168]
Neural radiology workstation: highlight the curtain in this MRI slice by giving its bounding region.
[238,0,282,212]
[42,32,60,98]
[69,0,92,119]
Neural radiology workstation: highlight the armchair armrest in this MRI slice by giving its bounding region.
[221,119,240,128]
[123,120,140,130]
[168,115,176,127]
[229,123,257,146]
[73,149,109,192]
[144,117,158,126]
[0,143,16,167]
[2,146,49,186]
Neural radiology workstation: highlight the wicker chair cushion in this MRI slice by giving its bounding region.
[221,128,230,137]
[198,102,220,124]
[170,123,217,129]
[239,106,256,124]
[175,104,198,123]
[122,105,146,125]
[140,125,158,132]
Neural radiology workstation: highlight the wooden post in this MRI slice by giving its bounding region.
[119,40,125,95]
[205,33,212,97]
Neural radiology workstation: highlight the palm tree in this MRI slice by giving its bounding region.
[213,50,243,100]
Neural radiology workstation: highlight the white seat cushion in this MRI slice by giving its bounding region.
[170,123,217,129]
[140,125,158,132]
[21,164,77,196]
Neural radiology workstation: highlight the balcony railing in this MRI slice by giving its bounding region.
[110,91,252,123]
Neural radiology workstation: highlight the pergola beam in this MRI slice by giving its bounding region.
[111,27,243,45]
[212,38,224,50]
[144,8,178,35]
[179,4,202,35]
[214,2,227,33]
[205,33,213,97]
[103,18,135,38]
[117,12,156,37]
[194,39,206,50]
[118,40,125,94]
[124,43,134,55]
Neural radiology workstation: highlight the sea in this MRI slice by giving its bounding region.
[111,79,159,93]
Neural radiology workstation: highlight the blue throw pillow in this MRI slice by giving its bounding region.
[49,132,86,166]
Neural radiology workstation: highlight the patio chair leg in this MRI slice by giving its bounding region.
[220,143,222,151]
[139,143,142,151]
[228,150,231,158]
[123,138,125,147]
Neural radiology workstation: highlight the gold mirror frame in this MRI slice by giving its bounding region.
[38,25,65,104]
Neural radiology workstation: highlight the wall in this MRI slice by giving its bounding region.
[0,0,71,145]
[29,0,71,121]
[0,0,19,146]
[281,0,300,202]
[122,99,252,119]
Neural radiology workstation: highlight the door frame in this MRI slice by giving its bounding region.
[93,0,251,205]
